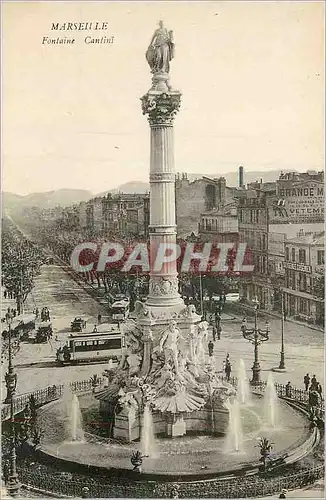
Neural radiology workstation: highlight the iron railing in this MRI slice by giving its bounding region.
[1,379,98,421]
[16,464,324,498]
[3,376,323,422]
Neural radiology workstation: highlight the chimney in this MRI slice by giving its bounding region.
[239,166,244,188]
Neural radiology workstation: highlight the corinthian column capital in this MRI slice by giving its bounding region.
[141,91,181,127]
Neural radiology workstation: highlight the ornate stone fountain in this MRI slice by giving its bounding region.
[96,21,235,441]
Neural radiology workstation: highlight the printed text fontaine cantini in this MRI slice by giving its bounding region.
[42,22,114,45]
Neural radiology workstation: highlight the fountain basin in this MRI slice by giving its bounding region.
[36,392,314,480]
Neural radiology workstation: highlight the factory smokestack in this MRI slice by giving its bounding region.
[239,165,244,188]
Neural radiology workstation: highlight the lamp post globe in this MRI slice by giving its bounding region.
[241,300,270,385]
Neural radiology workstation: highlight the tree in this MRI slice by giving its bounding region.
[1,220,45,314]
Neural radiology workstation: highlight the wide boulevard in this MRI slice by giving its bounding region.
[1,262,323,399]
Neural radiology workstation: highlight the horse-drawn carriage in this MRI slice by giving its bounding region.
[71,317,87,332]
[35,321,53,343]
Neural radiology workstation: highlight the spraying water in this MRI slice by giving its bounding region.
[225,399,244,453]
[140,405,158,458]
[263,373,279,429]
[70,394,85,442]
[63,386,85,442]
[236,359,251,405]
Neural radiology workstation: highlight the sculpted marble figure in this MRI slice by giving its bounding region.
[146,20,175,74]
[159,320,180,373]
[195,321,209,365]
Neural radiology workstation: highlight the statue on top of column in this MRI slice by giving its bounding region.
[146,20,175,74]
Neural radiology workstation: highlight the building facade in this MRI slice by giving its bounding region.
[78,193,150,236]
[283,231,324,325]
[238,191,272,309]
[199,203,239,243]
[175,173,238,238]
[237,171,324,324]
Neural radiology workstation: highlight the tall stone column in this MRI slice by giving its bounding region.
[141,79,183,310]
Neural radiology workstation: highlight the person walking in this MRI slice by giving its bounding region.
[285,381,292,398]
[311,374,317,390]
[304,373,310,391]
[317,383,323,398]
[97,313,102,324]
[212,325,217,342]
[217,325,221,341]
[225,360,232,382]
[208,340,214,357]
[4,290,7,299]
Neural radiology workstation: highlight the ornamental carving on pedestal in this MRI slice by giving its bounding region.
[141,92,181,126]
[149,277,179,297]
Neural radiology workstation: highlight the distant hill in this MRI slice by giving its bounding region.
[2,170,296,213]
[97,181,150,197]
[2,189,92,213]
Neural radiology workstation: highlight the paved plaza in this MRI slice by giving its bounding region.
[1,263,324,397]
[1,263,324,500]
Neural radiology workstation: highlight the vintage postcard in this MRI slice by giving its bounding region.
[1,1,324,499]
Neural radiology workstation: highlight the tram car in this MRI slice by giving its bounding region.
[56,330,123,365]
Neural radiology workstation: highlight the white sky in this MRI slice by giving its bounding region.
[2,1,324,195]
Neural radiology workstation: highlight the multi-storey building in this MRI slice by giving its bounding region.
[76,193,150,236]
[175,173,238,238]
[238,191,272,308]
[198,203,239,243]
[283,231,324,325]
[238,170,324,321]
[101,193,149,236]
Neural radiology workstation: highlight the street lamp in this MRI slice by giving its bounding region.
[4,313,20,496]
[241,299,269,385]
[279,291,285,370]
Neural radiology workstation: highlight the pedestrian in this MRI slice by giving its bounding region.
[212,325,217,342]
[311,374,317,390]
[217,325,221,341]
[225,361,232,382]
[35,308,39,319]
[285,381,292,398]
[317,383,322,398]
[304,373,310,391]
[279,489,287,499]
[12,309,16,317]
[81,487,90,498]
[98,313,102,324]
[93,324,98,333]
[4,290,7,299]
[208,340,214,357]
